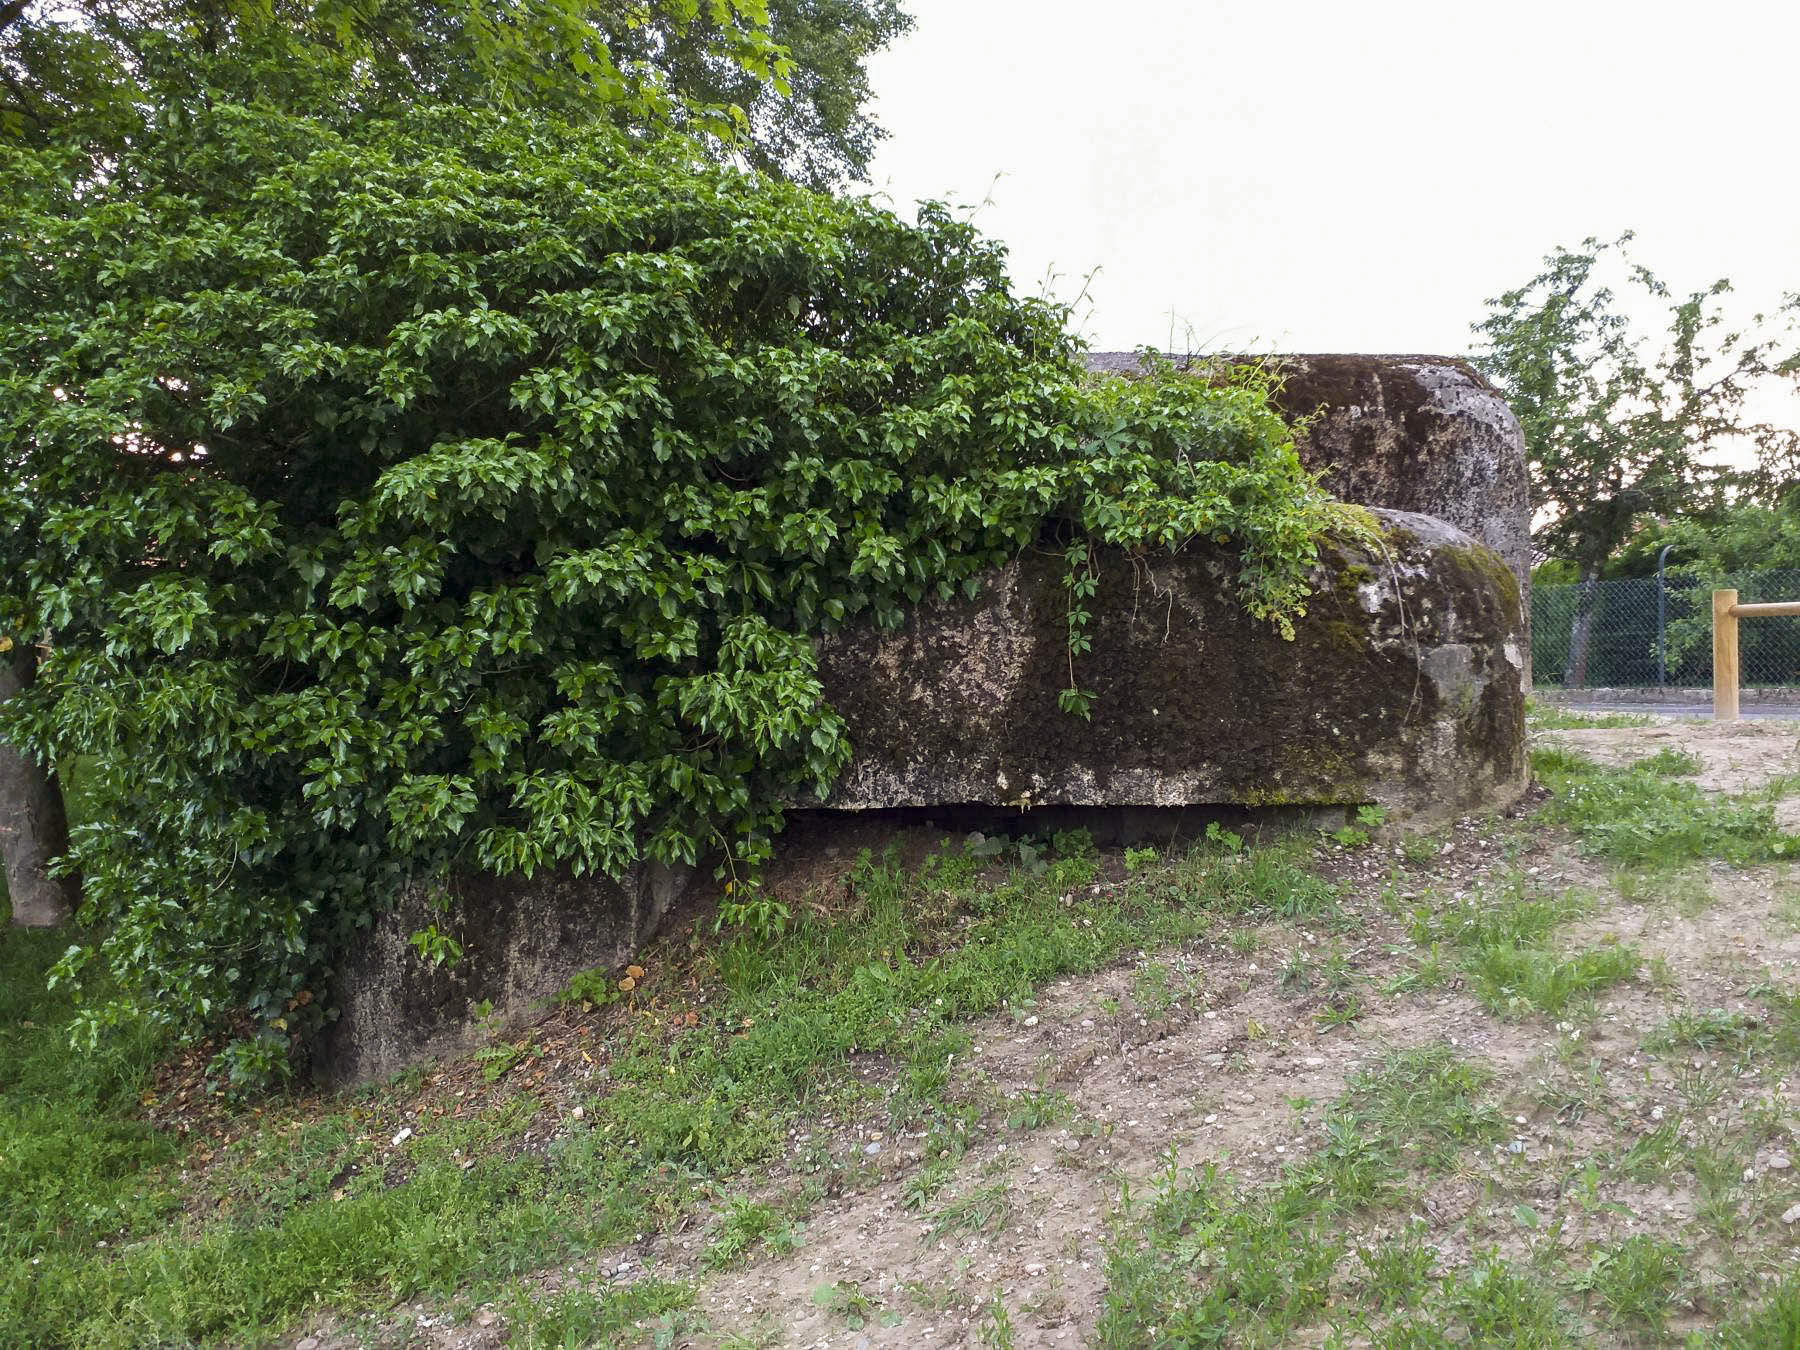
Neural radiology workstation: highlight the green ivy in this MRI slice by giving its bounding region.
[0,104,1331,1075]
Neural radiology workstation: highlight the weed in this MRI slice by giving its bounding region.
[1692,1129,1753,1240]
[1123,845,1158,874]
[1096,1157,1350,1346]
[1227,843,1342,918]
[473,1040,528,1082]
[901,1157,957,1212]
[1464,940,1639,1019]
[977,1290,1017,1349]
[1279,949,1314,992]
[1004,1089,1073,1131]
[1713,1268,1800,1346]
[1205,820,1245,854]
[1315,995,1363,1031]
[1407,1251,1569,1344]
[1400,829,1447,865]
[554,967,625,1010]
[702,1198,785,1271]
[810,1280,889,1331]
[1096,1051,1505,1346]
[1572,1234,1685,1333]
[1614,1121,1686,1183]
[1131,962,1177,1016]
[1352,1221,1437,1310]
[1644,1008,1759,1055]
[1319,944,1356,993]
[1383,942,1449,994]
[930,1181,1014,1244]
[1347,1045,1503,1168]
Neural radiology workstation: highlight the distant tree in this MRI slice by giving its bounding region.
[0,0,908,184]
[613,0,912,188]
[1471,234,1783,686]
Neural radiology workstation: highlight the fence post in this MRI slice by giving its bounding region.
[1656,544,1675,686]
[1713,589,1739,721]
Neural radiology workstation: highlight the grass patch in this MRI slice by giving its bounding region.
[1613,863,1713,915]
[1096,1048,1507,1345]
[1410,874,1639,1019]
[500,1276,700,1348]
[1644,1009,1760,1055]
[8,827,1331,1343]
[1344,1044,1504,1168]
[1612,1121,1686,1183]
[1533,746,1796,866]
[1571,1234,1686,1335]
[929,1180,1014,1244]
[1711,1269,1800,1347]
[1526,700,1654,730]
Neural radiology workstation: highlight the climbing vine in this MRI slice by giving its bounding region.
[0,105,1331,1076]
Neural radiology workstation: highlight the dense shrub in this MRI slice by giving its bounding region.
[0,105,1330,1074]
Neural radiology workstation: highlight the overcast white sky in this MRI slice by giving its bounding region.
[863,0,1800,370]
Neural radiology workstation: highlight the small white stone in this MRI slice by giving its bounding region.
[1782,1204,1800,1225]
[391,1127,413,1146]
[1770,1153,1792,1171]
[1023,1015,1038,1027]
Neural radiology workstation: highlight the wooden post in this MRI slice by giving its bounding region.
[1713,590,1739,721]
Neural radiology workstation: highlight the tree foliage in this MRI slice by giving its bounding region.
[0,0,789,152]
[0,0,913,185]
[0,104,1330,1075]
[612,0,912,187]
[1471,234,1783,579]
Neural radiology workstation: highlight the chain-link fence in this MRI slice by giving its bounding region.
[1533,568,1800,689]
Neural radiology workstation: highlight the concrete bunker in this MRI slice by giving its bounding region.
[325,355,1532,1082]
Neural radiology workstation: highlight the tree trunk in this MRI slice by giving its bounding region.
[1563,567,1602,689]
[0,643,76,928]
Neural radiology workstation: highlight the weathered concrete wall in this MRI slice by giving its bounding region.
[323,861,691,1083]
[814,507,1526,823]
[1083,353,1532,606]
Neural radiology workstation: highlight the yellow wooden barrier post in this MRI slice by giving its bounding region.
[1714,590,1739,720]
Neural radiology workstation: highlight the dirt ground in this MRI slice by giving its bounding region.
[339,716,1800,1346]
